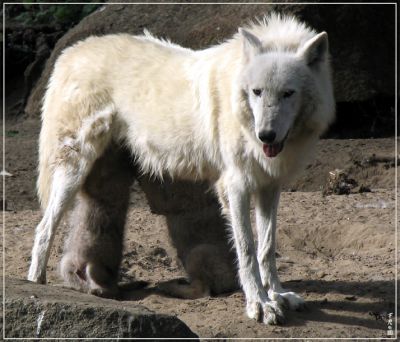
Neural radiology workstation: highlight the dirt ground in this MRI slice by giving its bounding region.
[2,116,397,339]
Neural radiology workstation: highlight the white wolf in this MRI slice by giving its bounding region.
[28,13,335,325]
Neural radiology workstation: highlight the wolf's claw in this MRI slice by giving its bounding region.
[246,299,286,325]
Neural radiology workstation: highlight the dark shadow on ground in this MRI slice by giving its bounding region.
[283,279,395,300]
[120,277,395,331]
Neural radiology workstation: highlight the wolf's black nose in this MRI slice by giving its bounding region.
[258,130,276,144]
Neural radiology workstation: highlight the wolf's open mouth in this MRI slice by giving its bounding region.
[262,131,289,158]
[263,142,284,158]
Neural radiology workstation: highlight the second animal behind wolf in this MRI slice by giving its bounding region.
[28,13,335,325]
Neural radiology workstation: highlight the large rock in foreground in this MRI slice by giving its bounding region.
[3,278,198,339]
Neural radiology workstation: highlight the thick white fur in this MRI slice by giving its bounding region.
[28,13,334,325]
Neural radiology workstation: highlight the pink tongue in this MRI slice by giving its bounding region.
[263,143,283,158]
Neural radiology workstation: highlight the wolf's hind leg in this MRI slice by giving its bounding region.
[28,107,115,284]
[28,167,86,284]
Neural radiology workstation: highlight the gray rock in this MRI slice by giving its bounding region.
[2,278,198,339]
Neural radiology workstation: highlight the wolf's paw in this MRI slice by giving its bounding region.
[27,270,47,285]
[246,299,286,325]
[269,290,306,311]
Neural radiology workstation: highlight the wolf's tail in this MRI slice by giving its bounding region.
[36,116,59,210]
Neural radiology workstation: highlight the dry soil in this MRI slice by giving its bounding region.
[2,116,397,339]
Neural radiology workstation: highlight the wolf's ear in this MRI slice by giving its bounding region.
[239,28,262,62]
[298,32,329,67]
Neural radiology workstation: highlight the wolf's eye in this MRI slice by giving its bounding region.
[252,88,262,96]
[283,90,295,98]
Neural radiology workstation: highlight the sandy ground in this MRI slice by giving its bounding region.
[1,116,398,339]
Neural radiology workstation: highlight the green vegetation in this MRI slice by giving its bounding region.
[9,2,105,27]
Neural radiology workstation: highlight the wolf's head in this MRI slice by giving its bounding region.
[239,27,330,158]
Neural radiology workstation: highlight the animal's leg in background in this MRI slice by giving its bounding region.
[255,185,306,311]
[226,174,285,325]
[61,144,135,298]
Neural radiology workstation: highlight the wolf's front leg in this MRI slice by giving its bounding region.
[255,185,306,311]
[226,177,285,325]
